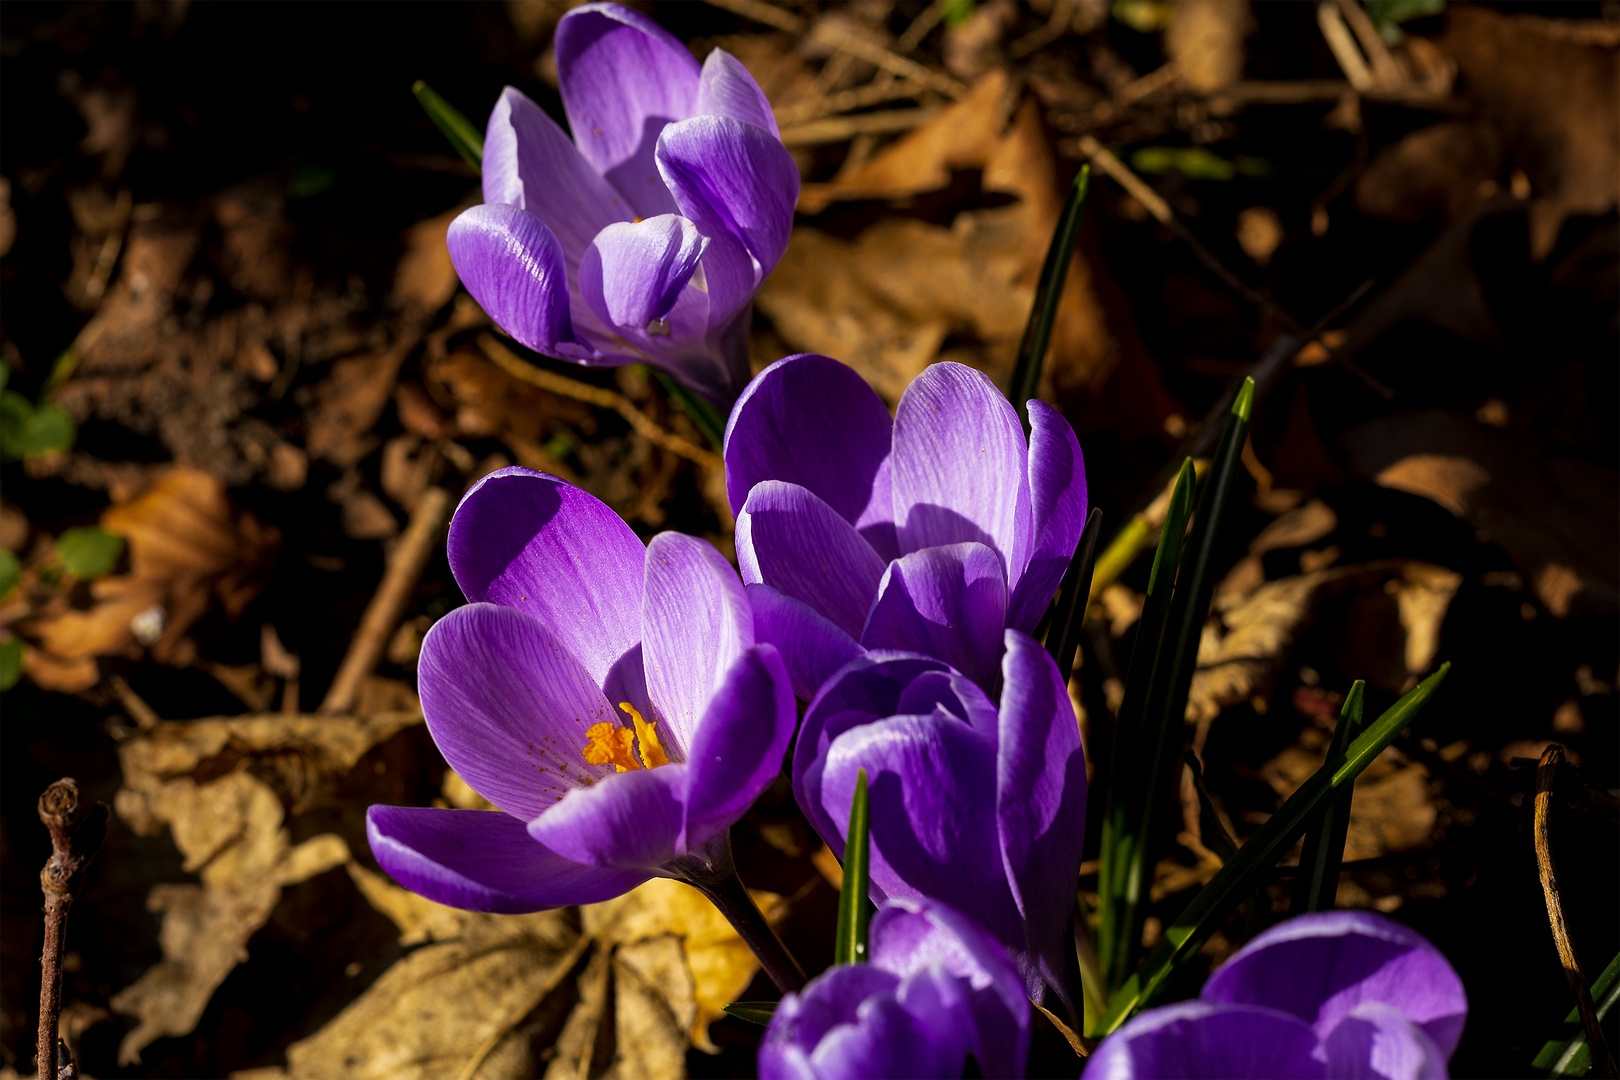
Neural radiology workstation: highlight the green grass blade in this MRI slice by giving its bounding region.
[1290,681,1366,915]
[721,1001,779,1026]
[834,768,871,966]
[653,370,728,450]
[1097,664,1451,1034]
[412,80,484,169]
[1097,458,1197,990]
[1045,505,1104,682]
[1533,951,1620,1074]
[1008,166,1090,427]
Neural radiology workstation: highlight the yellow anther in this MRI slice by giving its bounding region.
[620,702,671,769]
[582,721,641,772]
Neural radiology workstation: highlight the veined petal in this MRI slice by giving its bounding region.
[446,467,644,689]
[366,805,647,913]
[1083,1001,1328,1080]
[696,48,778,136]
[1201,910,1468,1057]
[746,584,863,702]
[1323,1003,1450,1080]
[861,542,1007,691]
[580,214,707,331]
[657,115,799,274]
[821,714,1026,962]
[417,603,619,819]
[723,354,896,554]
[555,3,699,217]
[1007,399,1088,632]
[996,629,1087,1008]
[682,644,797,847]
[893,668,1000,742]
[447,204,579,356]
[528,764,686,869]
[891,362,1032,587]
[737,480,886,639]
[643,531,753,753]
[482,85,631,265]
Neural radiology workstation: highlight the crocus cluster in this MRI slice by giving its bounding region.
[1086,911,1469,1080]
[367,467,797,909]
[761,898,1031,1080]
[725,353,1089,696]
[448,3,798,404]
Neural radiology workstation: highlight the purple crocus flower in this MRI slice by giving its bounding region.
[761,897,1031,1080]
[1085,911,1469,1080]
[792,630,1087,1015]
[365,467,802,982]
[447,3,799,404]
[724,354,1087,697]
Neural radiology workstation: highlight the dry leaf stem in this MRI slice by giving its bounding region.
[36,779,108,1080]
[1534,745,1618,1079]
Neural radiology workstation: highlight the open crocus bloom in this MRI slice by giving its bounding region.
[760,898,1031,1080]
[447,2,798,404]
[1085,911,1469,1080]
[366,467,796,910]
[793,630,1087,1013]
[725,354,1087,697]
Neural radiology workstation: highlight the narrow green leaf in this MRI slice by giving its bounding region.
[722,1001,779,1026]
[1533,951,1620,1074]
[1097,457,1197,990]
[1291,681,1365,915]
[652,370,727,451]
[0,550,18,601]
[1008,166,1090,427]
[835,768,872,966]
[0,636,20,691]
[1044,505,1104,682]
[412,80,485,169]
[1097,664,1451,1034]
[56,526,125,580]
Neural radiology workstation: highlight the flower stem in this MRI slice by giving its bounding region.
[675,833,807,994]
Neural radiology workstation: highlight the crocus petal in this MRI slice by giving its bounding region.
[1323,1003,1450,1080]
[809,993,953,1080]
[996,629,1088,1007]
[723,354,896,554]
[682,644,797,847]
[579,214,707,331]
[746,584,863,701]
[527,764,686,869]
[821,714,1026,960]
[891,362,1032,587]
[657,115,799,273]
[1084,1002,1328,1080]
[446,467,644,689]
[871,898,1032,1080]
[860,542,1007,690]
[366,805,647,913]
[642,531,753,753]
[481,85,631,264]
[794,652,954,855]
[1006,399,1088,632]
[1201,910,1469,1057]
[894,668,1000,742]
[447,204,579,355]
[555,2,699,217]
[417,603,618,819]
[737,480,887,639]
[760,966,908,1080]
[695,47,779,136]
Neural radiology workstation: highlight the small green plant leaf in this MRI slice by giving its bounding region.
[0,393,76,460]
[652,370,727,451]
[56,526,125,580]
[941,0,977,29]
[1097,664,1451,1034]
[835,768,871,966]
[0,637,20,691]
[412,80,485,169]
[1009,166,1090,427]
[1290,681,1365,915]
[721,1001,779,1026]
[0,549,19,600]
[1533,950,1620,1075]
[1044,505,1104,682]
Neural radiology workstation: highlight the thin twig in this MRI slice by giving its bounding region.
[773,79,929,128]
[780,107,939,147]
[36,778,108,1080]
[1535,745,1618,1079]
[477,334,722,471]
[318,485,454,715]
